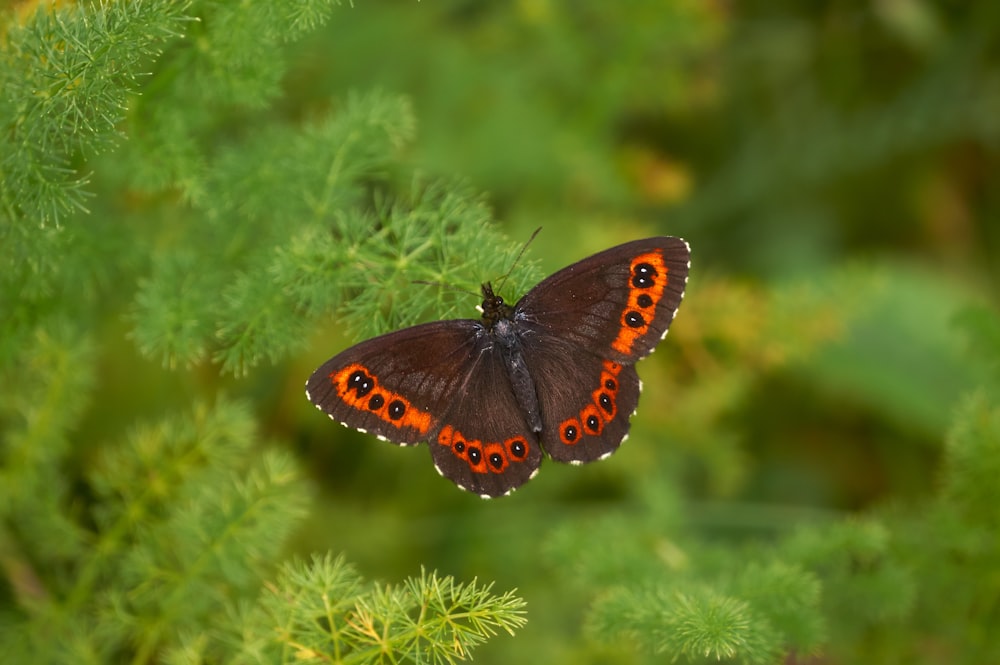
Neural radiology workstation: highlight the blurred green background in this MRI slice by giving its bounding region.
[4,0,1000,663]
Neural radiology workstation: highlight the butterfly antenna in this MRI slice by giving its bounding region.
[495,227,541,294]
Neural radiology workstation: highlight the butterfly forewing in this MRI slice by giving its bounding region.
[516,237,690,363]
[306,320,484,445]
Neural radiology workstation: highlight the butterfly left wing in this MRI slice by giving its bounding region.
[514,237,690,463]
[306,320,543,497]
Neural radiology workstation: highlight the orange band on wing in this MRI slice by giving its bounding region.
[331,363,433,435]
[611,250,669,355]
[558,361,622,445]
[437,424,532,474]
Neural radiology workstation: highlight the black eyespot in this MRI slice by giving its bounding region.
[625,311,646,328]
[468,446,482,464]
[605,378,617,391]
[599,393,613,413]
[489,453,504,469]
[454,440,466,453]
[632,263,657,288]
[586,415,600,431]
[636,293,654,308]
[509,439,527,458]
[349,370,375,397]
[367,394,385,411]
[387,400,406,420]
[563,425,578,442]
[635,262,657,276]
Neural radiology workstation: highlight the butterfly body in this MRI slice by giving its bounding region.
[307,237,690,497]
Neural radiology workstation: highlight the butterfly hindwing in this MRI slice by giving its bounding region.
[518,335,643,463]
[428,347,544,497]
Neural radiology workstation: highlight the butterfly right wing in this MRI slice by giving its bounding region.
[306,320,543,497]
[513,237,690,464]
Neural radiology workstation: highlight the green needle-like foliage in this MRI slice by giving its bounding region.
[237,555,527,664]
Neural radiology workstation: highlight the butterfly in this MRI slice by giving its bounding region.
[306,236,691,498]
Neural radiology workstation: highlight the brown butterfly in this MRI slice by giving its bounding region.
[307,237,691,497]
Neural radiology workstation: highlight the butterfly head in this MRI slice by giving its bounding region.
[480,283,514,326]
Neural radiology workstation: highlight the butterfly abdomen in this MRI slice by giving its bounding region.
[492,318,543,432]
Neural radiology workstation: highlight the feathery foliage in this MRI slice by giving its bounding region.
[237,555,527,665]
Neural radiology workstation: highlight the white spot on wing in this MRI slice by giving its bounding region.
[528,468,540,480]
[569,460,584,467]
[598,451,613,461]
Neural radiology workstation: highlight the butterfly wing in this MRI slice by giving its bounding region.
[306,320,543,497]
[307,320,481,446]
[514,237,690,463]
[426,347,544,497]
[518,335,643,464]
